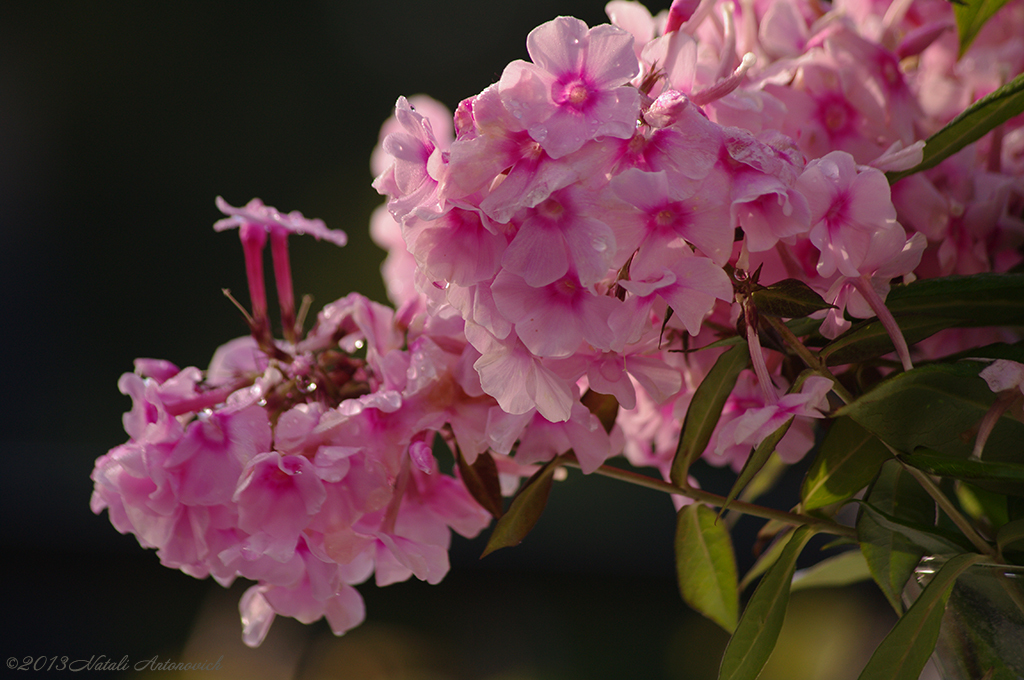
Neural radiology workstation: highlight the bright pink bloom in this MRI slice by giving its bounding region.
[499,17,640,159]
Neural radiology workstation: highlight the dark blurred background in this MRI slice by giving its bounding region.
[1,2,893,678]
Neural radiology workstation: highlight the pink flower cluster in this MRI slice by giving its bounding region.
[91,200,548,646]
[93,0,1023,646]
[371,0,1023,477]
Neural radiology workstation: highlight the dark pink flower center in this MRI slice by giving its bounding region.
[555,78,593,110]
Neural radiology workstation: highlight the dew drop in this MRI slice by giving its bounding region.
[592,237,608,252]
[531,125,548,141]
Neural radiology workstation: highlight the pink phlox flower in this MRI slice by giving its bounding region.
[639,30,698,96]
[606,0,659,62]
[407,462,492,538]
[498,16,640,159]
[757,0,810,60]
[166,403,273,507]
[372,96,450,224]
[712,374,833,465]
[515,400,616,474]
[300,293,404,373]
[611,167,733,265]
[206,336,268,387]
[644,101,724,185]
[490,269,619,358]
[797,150,905,278]
[466,322,574,422]
[214,196,347,247]
[402,208,507,287]
[234,451,327,562]
[500,184,618,288]
[371,94,453,178]
[585,349,684,410]
[980,360,1024,396]
[617,241,733,338]
[239,540,366,647]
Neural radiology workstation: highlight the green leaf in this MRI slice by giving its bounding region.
[683,318,822,353]
[821,316,957,366]
[996,518,1024,553]
[671,344,749,486]
[857,502,972,556]
[887,73,1024,183]
[884,273,1024,326]
[676,504,740,633]
[456,448,505,520]
[790,551,873,591]
[952,0,1013,57]
[802,417,895,511]
[739,528,793,592]
[857,461,935,612]
[900,450,1024,497]
[718,527,815,680]
[481,457,560,558]
[720,418,793,519]
[751,278,834,318]
[837,362,1024,459]
[856,553,989,680]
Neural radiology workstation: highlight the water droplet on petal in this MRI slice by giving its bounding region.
[530,125,548,142]
[592,237,608,252]
[513,111,522,119]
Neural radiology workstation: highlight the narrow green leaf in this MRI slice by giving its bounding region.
[671,344,749,486]
[856,553,989,680]
[791,551,873,591]
[456,448,505,520]
[857,461,934,611]
[837,362,1024,459]
[719,526,815,680]
[821,316,956,366]
[802,417,894,511]
[481,457,560,558]
[739,528,793,592]
[884,273,1024,325]
[676,504,740,633]
[857,502,972,555]
[720,418,793,519]
[887,73,1024,183]
[952,0,1013,57]
[900,450,1024,497]
[996,518,1024,553]
[751,278,834,318]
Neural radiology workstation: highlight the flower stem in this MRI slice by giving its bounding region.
[764,316,855,405]
[565,460,857,539]
[900,461,996,557]
[851,275,913,372]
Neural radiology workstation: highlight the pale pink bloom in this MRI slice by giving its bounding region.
[214,197,348,246]
[616,242,733,339]
[466,322,574,422]
[980,360,1024,396]
[499,17,640,159]
[712,375,833,464]
[500,185,617,288]
[796,151,905,278]
[490,269,618,358]
[373,97,449,223]
[371,94,453,178]
[515,401,616,474]
[403,208,507,288]
[611,168,733,265]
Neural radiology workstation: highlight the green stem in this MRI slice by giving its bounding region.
[900,462,996,557]
[565,460,857,540]
[764,316,855,405]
